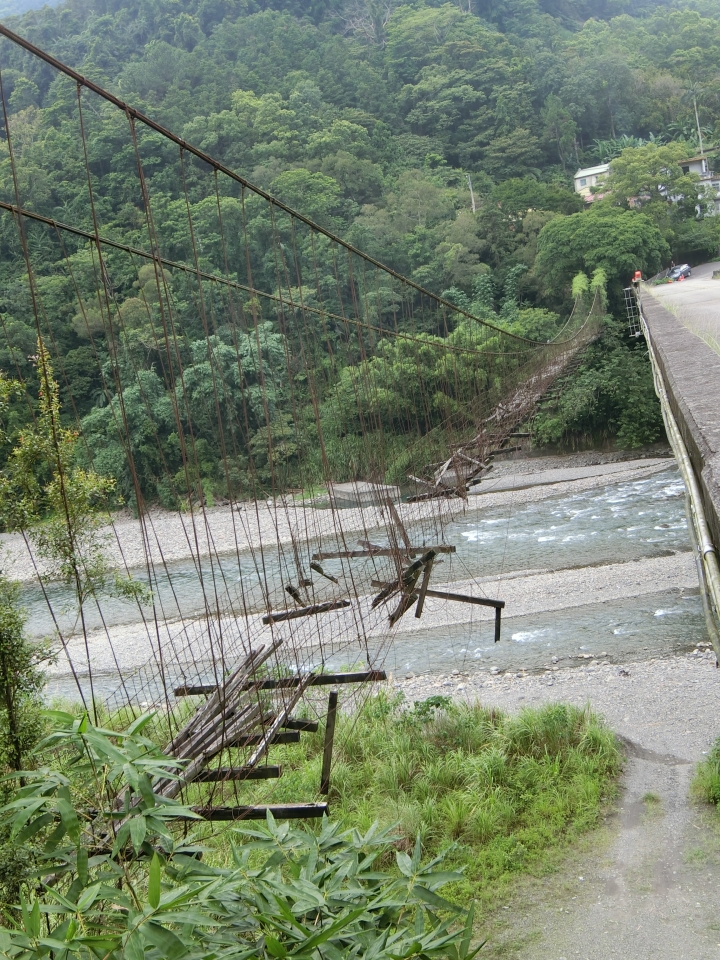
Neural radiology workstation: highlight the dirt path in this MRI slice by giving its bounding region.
[393,655,720,958]
[495,748,720,960]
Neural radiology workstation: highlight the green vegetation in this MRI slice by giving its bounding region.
[0,577,45,915]
[0,697,620,960]
[0,579,43,775]
[0,709,486,958]
[3,0,720,492]
[693,738,720,806]
[531,315,664,448]
[0,349,149,618]
[209,694,621,910]
[0,696,621,951]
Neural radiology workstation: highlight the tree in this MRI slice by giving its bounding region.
[269,169,345,228]
[541,94,578,169]
[0,578,45,918]
[0,344,147,644]
[478,128,543,180]
[0,579,43,774]
[7,77,39,113]
[606,141,705,217]
[535,205,669,298]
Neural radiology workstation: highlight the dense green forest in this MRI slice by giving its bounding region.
[1,0,720,502]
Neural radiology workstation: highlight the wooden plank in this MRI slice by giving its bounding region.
[414,557,435,619]
[423,589,505,610]
[311,545,455,561]
[320,690,338,795]
[175,684,234,696]
[245,675,313,768]
[194,765,282,782]
[386,498,412,551]
[283,717,319,732]
[371,548,434,611]
[230,730,300,748]
[192,803,328,821]
[242,670,387,691]
[388,591,418,626]
[494,607,502,644]
[175,670,387,698]
[262,599,350,625]
[371,583,504,611]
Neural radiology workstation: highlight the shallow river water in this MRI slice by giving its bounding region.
[36,465,705,702]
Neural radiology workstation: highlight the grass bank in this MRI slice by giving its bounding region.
[205,693,622,914]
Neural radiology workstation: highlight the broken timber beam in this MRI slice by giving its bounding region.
[229,730,300,748]
[174,670,387,697]
[311,545,455,561]
[244,675,312,767]
[371,583,505,642]
[191,803,328,821]
[262,599,350,624]
[194,765,282,782]
[414,557,435,619]
[422,589,504,643]
[283,717,319,732]
[422,589,504,610]
[320,690,338,795]
[385,498,413,551]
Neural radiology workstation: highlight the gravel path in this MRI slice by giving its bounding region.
[389,653,720,959]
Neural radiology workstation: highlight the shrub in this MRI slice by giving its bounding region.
[692,738,720,806]
[0,711,483,959]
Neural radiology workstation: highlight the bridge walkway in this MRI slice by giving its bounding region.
[640,272,720,553]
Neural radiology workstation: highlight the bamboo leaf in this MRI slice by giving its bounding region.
[129,814,147,853]
[142,920,189,958]
[123,928,146,960]
[148,853,161,910]
[265,935,288,958]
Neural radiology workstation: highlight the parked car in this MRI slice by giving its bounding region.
[668,263,691,281]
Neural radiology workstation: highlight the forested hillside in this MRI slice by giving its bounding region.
[1,0,719,500]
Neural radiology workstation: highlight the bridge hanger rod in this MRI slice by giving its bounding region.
[0,22,587,348]
[0,199,530,359]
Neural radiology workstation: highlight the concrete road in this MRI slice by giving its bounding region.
[647,261,720,346]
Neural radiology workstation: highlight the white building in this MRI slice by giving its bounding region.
[679,154,720,214]
[573,162,611,201]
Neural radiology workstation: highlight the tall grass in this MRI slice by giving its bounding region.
[46,690,622,911]
[218,692,622,910]
[692,737,720,805]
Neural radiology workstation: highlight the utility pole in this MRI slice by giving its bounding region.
[467,174,476,213]
[693,94,705,156]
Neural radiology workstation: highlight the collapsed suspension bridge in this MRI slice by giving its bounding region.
[0,25,602,820]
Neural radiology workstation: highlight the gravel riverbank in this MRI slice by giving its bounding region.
[0,453,674,582]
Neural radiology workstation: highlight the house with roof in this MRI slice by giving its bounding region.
[573,162,611,201]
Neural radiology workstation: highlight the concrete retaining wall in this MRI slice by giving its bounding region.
[641,292,720,551]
